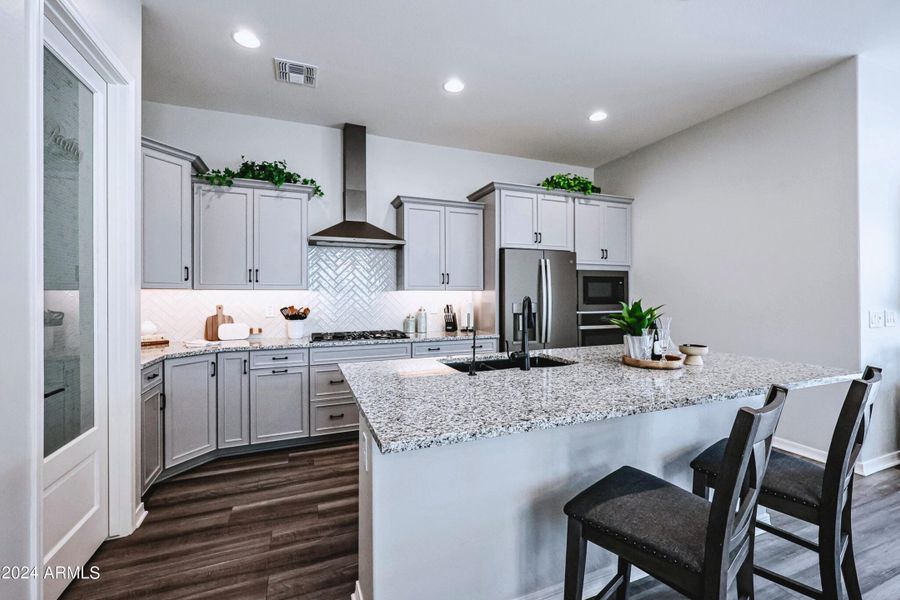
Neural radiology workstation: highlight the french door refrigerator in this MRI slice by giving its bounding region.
[499,249,578,351]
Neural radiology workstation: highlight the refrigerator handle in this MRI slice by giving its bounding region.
[536,258,544,342]
[543,258,552,343]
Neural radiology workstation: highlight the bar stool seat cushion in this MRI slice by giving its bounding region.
[691,440,824,509]
[564,466,710,574]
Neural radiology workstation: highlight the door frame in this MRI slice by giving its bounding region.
[29,1,138,595]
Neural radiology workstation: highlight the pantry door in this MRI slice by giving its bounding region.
[41,18,109,600]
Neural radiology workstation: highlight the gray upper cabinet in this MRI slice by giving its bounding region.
[164,354,217,468]
[574,197,632,267]
[217,352,250,449]
[140,372,163,494]
[393,196,484,291]
[249,366,309,443]
[496,188,573,251]
[194,180,311,290]
[141,138,206,289]
[253,188,308,289]
[194,184,254,289]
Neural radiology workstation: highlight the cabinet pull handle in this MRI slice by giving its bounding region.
[211,361,217,377]
[328,413,345,420]
[145,372,159,381]
[160,393,166,411]
[243,359,248,375]
[440,272,445,285]
[271,356,289,361]
[533,232,538,243]
[446,272,450,285]
[255,268,260,283]
[249,268,253,283]
[538,232,542,243]
[427,347,441,351]
[272,369,289,374]
[328,379,345,385]
[183,266,190,281]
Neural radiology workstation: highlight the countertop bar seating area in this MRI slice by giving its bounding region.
[9,3,900,600]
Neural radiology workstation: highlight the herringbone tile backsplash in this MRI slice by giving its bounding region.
[141,247,476,341]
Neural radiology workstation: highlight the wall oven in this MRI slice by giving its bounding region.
[577,270,628,346]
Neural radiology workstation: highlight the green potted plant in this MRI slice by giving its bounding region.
[201,157,324,197]
[608,299,664,357]
[539,173,601,195]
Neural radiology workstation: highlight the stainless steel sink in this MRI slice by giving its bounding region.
[444,355,575,373]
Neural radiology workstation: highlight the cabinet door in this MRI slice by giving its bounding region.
[537,194,574,251]
[574,198,605,265]
[140,384,163,493]
[142,148,192,288]
[217,353,250,448]
[444,205,483,291]
[602,203,631,266]
[402,203,445,290]
[250,367,308,443]
[253,189,308,289]
[194,185,254,289]
[164,355,217,468]
[499,190,538,248]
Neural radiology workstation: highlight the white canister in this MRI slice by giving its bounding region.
[286,320,307,340]
[415,307,428,333]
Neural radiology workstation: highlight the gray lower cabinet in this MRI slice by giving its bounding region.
[140,382,163,494]
[310,364,357,437]
[164,355,217,468]
[217,352,250,448]
[249,366,309,443]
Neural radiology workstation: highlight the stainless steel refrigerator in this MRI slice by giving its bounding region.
[499,249,578,351]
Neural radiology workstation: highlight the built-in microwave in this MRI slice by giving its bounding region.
[577,270,628,346]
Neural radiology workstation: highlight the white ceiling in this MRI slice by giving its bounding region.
[142,0,900,167]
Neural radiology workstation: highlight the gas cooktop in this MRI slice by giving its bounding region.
[309,330,409,343]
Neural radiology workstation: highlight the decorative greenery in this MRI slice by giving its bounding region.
[201,156,323,197]
[539,173,601,195]
[608,299,664,336]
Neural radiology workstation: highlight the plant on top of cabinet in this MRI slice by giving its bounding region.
[539,173,601,196]
[201,156,324,197]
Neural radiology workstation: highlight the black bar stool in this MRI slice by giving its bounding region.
[690,366,882,600]
[562,385,788,600]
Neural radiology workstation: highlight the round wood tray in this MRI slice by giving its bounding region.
[622,354,685,370]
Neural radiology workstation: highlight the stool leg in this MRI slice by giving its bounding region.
[692,470,710,500]
[841,532,862,600]
[564,518,586,600]
[819,527,844,600]
[616,558,632,600]
[736,534,755,600]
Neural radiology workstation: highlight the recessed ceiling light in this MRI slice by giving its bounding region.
[232,29,261,49]
[588,110,608,122]
[443,78,465,94]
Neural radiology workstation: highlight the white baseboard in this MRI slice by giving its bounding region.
[513,565,649,600]
[773,437,900,476]
[133,502,148,529]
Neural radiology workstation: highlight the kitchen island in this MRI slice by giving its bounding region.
[342,345,857,600]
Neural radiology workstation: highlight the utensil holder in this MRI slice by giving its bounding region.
[286,320,306,340]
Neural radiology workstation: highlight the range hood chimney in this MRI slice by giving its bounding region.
[308,124,405,248]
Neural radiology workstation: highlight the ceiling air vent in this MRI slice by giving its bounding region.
[274,58,318,87]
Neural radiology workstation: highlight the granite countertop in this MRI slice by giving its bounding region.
[339,345,859,455]
[140,330,499,368]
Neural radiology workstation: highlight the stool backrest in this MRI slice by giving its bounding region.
[703,385,787,596]
[822,366,882,516]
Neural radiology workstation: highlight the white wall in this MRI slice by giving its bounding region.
[596,60,861,453]
[857,57,900,462]
[142,101,593,236]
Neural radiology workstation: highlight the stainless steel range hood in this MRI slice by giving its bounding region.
[308,124,405,248]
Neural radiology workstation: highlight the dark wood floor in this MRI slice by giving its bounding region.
[62,441,359,600]
[63,442,899,600]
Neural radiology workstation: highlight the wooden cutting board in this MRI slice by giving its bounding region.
[204,305,234,341]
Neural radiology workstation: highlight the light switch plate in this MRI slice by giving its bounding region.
[265,305,275,318]
[886,310,898,328]
[869,310,885,328]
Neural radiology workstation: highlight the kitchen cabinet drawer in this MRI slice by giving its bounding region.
[310,364,352,399]
[309,343,411,365]
[250,349,308,369]
[249,366,308,443]
[412,338,498,358]
[311,400,359,436]
[141,363,163,393]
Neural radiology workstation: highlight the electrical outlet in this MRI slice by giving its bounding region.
[265,305,275,318]
[869,310,885,328]
[886,310,898,328]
